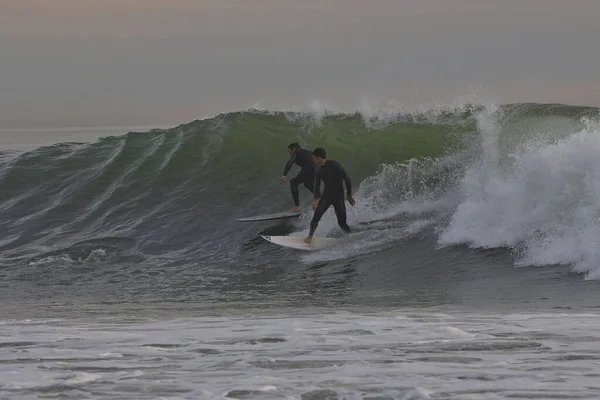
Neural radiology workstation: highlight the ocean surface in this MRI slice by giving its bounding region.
[2,102,600,399]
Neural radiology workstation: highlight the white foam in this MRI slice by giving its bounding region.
[64,372,100,385]
[1,310,599,399]
[439,110,600,278]
[440,326,476,339]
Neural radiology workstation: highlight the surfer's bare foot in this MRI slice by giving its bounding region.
[291,206,301,212]
[304,235,313,244]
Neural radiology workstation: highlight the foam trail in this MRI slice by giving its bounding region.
[293,152,465,263]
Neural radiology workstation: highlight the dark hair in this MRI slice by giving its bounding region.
[288,143,301,150]
[312,147,326,159]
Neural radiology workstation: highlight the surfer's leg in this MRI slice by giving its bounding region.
[302,169,315,193]
[289,173,303,208]
[332,197,351,233]
[309,197,332,236]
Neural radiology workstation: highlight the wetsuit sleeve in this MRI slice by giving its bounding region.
[313,167,322,199]
[338,163,352,197]
[282,153,297,176]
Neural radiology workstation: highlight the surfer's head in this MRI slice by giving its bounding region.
[287,142,301,156]
[312,148,327,165]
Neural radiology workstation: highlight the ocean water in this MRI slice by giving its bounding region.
[2,102,600,399]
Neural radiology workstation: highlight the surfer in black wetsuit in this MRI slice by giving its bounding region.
[305,147,355,244]
[281,143,316,212]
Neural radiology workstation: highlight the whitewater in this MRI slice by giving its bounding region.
[2,101,600,399]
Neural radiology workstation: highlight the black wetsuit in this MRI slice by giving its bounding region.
[309,160,352,236]
[283,149,316,207]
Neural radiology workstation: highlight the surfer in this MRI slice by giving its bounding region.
[281,143,316,212]
[305,147,355,244]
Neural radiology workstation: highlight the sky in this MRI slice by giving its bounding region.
[1,0,600,128]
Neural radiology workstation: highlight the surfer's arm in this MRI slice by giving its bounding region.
[338,163,352,196]
[313,169,322,199]
[282,154,297,176]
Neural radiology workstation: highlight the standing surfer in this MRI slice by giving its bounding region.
[281,143,316,212]
[305,147,355,244]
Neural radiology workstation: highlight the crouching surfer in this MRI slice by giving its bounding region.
[281,143,316,212]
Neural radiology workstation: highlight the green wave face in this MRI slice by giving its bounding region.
[0,102,599,266]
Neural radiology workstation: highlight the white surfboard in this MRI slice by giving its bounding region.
[237,210,304,222]
[261,235,341,251]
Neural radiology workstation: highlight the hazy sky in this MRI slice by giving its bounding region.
[1,0,599,128]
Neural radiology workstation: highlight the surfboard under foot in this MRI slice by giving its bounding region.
[261,235,340,251]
